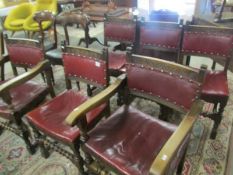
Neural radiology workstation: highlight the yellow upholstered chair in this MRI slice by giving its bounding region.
[23,0,57,32]
[4,2,33,32]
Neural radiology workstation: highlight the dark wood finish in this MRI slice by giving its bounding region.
[26,45,111,173]
[65,50,205,175]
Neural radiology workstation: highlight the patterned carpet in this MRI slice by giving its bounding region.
[0,24,232,175]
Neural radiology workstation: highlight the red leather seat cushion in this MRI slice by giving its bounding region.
[85,105,176,175]
[0,81,48,120]
[201,71,228,99]
[26,89,107,143]
[109,52,126,70]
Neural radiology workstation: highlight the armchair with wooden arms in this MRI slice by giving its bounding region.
[136,20,183,62]
[0,59,54,154]
[179,24,233,139]
[26,45,112,175]
[104,15,137,76]
[65,50,206,175]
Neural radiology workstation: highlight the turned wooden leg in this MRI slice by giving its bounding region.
[71,142,87,175]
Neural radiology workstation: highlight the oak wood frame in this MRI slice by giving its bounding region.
[27,45,110,174]
[65,52,206,175]
[0,60,55,154]
[178,24,233,139]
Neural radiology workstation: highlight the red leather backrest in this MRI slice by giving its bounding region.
[182,31,233,59]
[126,63,200,110]
[104,22,136,43]
[7,45,43,67]
[63,53,107,86]
[140,25,182,50]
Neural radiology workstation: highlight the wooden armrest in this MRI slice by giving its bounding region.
[149,100,204,175]
[65,76,126,126]
[0,60,49,95]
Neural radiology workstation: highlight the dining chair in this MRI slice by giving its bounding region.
[0,36,55,154]
[26,45,111,175]
[65,49,206,175]
[179,24,233,139]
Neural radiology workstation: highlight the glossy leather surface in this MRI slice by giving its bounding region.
[140,26,182,49]
[182,31,233,58]
[85,105,176,175]
[201,71,228,98]
[104,22,136,43]
[63,53,107,86]
[27,89,107,143]
[0,80,48,119]
[109,52,126,70]
[126,64,200,110]
[7,45,43,67]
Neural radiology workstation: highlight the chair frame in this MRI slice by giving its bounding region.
[0,59,54,154]
[65,50,206,175]
[27,44,111,174]
[178,24,233,139]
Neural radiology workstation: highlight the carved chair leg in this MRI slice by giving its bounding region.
[76,81,80,90]
[177,146,188,174]
[87,85,92,96]
[218,97,228,115]
[65,77,72,90]
[11,64,18,76]
[1,62,5,81]
[19,120,36,154]
[0,126,4,135]
[39,135,50,158]
[41,72,46,82]
[71,142,87,175]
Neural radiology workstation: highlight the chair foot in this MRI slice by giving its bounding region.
[22,130,36,155]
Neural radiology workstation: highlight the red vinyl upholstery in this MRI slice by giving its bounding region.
[126,63,200,111]
[0,80,48,120]
[108,52,126,70]
[63,53,108,86]
[27,89,106,143]
[138,21,183,62]
[85,105,176,175]
[104,21,136,43]
[7,45,43,67]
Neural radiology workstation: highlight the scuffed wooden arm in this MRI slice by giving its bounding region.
[65,76,126,126]
[0,55,9,65]
[0,60,50,96]
[149,100,204,175]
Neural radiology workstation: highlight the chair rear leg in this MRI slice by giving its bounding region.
[71,142,87,175]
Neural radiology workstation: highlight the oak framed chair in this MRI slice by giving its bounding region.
[65,50,206,175]
[179,24,233,139]
[135,20,183,62]
[0,36,55,154]
[26,45,112,175]
[104,14,137,76]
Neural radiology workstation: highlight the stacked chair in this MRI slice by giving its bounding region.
[64,50,205,175]
[0,35,55,154]
[179,25,233,139]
